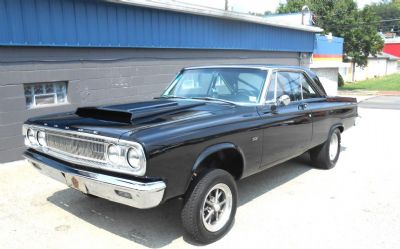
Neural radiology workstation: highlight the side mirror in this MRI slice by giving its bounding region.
[277,95,291,106]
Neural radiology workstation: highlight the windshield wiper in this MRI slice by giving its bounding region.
[154,96,188,100]
[190,97,237,105]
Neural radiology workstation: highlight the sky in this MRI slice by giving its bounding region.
[176,0,384,14]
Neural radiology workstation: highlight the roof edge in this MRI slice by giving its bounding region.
[107,0,323,33]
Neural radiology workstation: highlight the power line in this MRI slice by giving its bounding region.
[315,17,400,28]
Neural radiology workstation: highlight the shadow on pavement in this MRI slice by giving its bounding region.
[47,154,312,248]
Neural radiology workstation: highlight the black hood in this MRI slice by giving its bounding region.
[26,99,234,139]
[76,100,206,123]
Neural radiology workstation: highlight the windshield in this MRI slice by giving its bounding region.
[162,68,268,104]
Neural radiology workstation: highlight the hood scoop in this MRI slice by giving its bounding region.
[76,100,205,123]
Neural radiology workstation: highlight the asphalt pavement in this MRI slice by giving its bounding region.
[358,96,400,110]
[1,97,400,249]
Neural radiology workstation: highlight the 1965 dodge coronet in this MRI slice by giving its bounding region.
[23,65,357,243]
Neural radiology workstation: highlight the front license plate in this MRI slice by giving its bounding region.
[65,175,87,193]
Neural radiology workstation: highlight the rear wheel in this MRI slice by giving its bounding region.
[181,169,237,244]
[310,128,341,169]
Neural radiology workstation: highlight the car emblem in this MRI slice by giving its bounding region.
[251,136,258,142]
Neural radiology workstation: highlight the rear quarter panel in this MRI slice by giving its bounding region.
[306,96,357,148]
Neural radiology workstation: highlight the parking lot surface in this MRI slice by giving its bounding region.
[359,96,400,110]
[1,101,400,249]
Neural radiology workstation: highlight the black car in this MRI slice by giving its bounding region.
[23,65,357,243]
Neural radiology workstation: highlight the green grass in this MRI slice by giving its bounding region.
[340,73,400,91]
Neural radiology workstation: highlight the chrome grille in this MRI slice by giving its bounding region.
[46,132,106,161]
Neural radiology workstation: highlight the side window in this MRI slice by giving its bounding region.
[277,72,302,102]
[300,74,320,99]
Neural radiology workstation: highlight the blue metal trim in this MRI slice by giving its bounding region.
[0,0,315,52]
[313,34,343,55]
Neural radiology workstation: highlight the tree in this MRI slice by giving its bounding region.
[277,0,307,13]
[369,1,400,35]
[277,0,384,67]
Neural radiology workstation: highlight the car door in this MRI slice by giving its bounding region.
[299,72,334,149]
[257,70,313,168]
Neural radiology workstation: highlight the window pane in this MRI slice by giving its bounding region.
[57,93,66,103]
[24,81,68,109]
[25,96,33,108]
[214,77,231,95]
[301,74,319,99]
[35,94,56,105]
[163,69,266,104]
[24,86,33,96]
[55,83,66,93]
[277,72,302,101]
[34,85,44,94]
[45,83,54,93]
[237,73,264,102]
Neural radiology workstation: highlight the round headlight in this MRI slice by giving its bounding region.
[27,128,37,145]
[127,147,142,169]
[107,144,122,165]
[37,131,46,146]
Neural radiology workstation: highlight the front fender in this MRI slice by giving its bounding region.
[191,142,246,173]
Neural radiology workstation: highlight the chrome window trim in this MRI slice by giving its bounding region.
[259,68,273,105]
[23,124,146,176]
[259,68,323,104]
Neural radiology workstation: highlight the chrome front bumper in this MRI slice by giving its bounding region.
[24,151,166,209]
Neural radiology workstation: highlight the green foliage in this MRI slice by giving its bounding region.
[277,0,384,67]
[338,73,344,87]
[340,74,400,91]
[277,0,307,13]
[369,1,400,35]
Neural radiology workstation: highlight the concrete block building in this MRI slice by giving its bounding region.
[0,0,323,163]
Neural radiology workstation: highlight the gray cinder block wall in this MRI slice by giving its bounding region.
[0,46,300,163]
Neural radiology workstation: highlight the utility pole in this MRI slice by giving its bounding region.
[225,0,228,11]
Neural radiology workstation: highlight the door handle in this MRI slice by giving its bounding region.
[298,103,308,110]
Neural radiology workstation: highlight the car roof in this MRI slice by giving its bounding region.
[184,64,309,71]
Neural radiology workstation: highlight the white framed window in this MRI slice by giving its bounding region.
[24,81,68,109]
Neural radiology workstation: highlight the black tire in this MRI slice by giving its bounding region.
[310,128,341,169]
[182,169,237,244]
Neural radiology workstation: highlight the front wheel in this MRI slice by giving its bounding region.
[310,128,341,169]
[181,169,237,244]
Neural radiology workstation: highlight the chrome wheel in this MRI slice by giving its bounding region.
[329,132,339,161]
[201,183,233,232]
